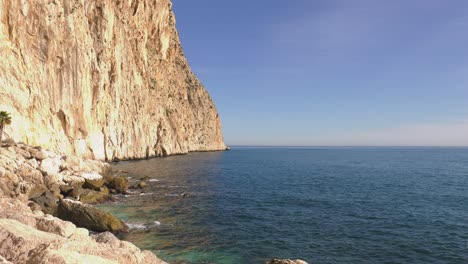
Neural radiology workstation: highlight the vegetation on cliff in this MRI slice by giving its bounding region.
[0,111,11,143]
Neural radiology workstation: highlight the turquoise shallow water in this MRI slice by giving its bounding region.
[99,147,468,264]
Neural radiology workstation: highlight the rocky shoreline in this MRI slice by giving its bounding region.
[0,143,167,263]
[0,143,307,264]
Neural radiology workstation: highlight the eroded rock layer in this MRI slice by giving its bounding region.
[0,0,225,160]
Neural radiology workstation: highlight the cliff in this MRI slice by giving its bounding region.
[0,0,226,160]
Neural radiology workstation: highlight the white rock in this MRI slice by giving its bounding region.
[45,150,57,158]
[25,158,38,169]
[0,255,13,264]
[63,175,85,185]
[39,157,61,177]
[78,171,103,181]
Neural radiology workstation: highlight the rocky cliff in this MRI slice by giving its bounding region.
[0,0,226,160]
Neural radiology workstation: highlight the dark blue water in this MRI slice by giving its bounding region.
[100,147,468,264]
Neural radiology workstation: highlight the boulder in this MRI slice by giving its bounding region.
[43,174,66,188]
[79,171,103,180]
[25,158,38,169]
[107,176,129,194]
[35,214,77,238]
[14,147,32,159]
[15,163,41,182]
[57,199,128,233]
[0,148,16,159]
[39,157,61,177]
[0,178,13,198]
[27,201,42,212]
[83,178,106,190]
[0,218,63,263]
[78,187,110,204]
[27,184,47,199]
[60,155,83,171]
[30,149,48,160]
[63,175,85,186]
[92,232,121,248]
[48,183,63,199]
[0,255,13,264]
[60,185,75,196]
[31,191,59,215]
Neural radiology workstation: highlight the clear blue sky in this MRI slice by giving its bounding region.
[172,0,468,146]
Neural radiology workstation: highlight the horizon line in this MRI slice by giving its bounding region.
[227,145,468,148]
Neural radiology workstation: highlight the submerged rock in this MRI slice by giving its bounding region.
[57,199,127,233]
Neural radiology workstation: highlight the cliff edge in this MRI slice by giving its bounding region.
[0,0,226,160]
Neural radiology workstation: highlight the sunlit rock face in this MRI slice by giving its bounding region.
[0,0,225,160]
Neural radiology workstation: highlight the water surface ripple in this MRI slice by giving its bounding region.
[99,147,468,264]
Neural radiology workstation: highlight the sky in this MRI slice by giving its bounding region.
[172,0,468,146]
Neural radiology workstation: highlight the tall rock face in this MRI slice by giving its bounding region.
[0,0,226,160]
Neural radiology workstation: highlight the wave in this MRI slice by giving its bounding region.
[125,221,163,230]
[125,222,147,230]
[139,192,154,196]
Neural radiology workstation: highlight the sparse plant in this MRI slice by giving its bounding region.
[0,111,12,143]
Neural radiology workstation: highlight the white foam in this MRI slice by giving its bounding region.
[149,179,159,182]
[125,222,146,230]
[125,190,140,195]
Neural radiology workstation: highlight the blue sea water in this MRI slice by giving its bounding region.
[99,147,468,264]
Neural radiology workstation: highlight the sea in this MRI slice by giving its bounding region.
[98,147,468,264]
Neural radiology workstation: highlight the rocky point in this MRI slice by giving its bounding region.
[0,143,166,263]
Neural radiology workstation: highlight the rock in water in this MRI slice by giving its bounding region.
[57,199,127,233]
[83,178,106,190]
[137,181,148,189]
[0,0,226,161]
[78,187,110,204]
[107,176,129,194]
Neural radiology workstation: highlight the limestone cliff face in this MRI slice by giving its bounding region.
[0,0,226,160]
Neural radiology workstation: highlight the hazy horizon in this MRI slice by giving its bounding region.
[173,0,468,147]
[227,145,468,148]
